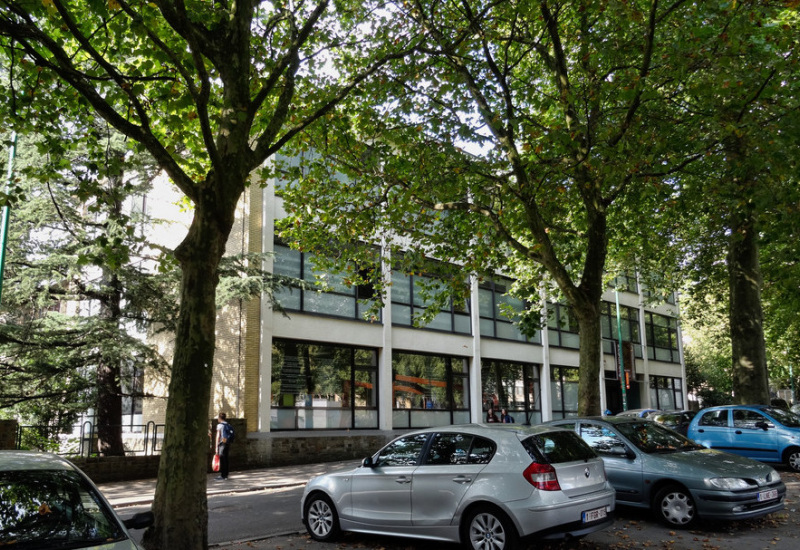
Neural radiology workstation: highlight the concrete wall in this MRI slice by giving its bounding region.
[71,427,396,484]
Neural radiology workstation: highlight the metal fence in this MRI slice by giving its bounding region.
[17,421,165,457]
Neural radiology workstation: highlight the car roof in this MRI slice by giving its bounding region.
[406,423,569,438]
[699,404,770,411]
[549,416,650,426]
[0,451,77,472]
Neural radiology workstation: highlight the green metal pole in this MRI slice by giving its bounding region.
[615,286,628,411]
[0,131,18,306]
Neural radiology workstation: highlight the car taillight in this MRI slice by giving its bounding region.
[523,462,560,491]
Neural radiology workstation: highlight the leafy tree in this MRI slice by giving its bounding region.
[1,2,418,548]
[1,126,175,455]
[280,0,716,416]
[672,2,800,404]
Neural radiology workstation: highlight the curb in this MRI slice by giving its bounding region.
[111,480,308,509]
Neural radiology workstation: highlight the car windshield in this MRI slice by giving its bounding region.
[765,407,800,427]
[615,421,702,454]
[0,469,126,549]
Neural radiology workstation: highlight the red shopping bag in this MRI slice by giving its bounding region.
[212,454,220,472]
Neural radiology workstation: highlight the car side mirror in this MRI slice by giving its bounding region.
[755,421,769,431]
[362,456,375,468]
[123,511,154,530]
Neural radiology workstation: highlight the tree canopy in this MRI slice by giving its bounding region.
[2,2,421,548]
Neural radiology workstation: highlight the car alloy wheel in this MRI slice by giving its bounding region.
[787,449,800,472]
[463,507,518,550]
[654,485,696,528]
[304,493,340,542]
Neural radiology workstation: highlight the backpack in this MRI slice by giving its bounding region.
[221,421,235,443]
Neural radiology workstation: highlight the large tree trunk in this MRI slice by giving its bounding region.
[142,182,238,550]
[728,204,770,404]
[97,174,126,457]
[575,302,604,415]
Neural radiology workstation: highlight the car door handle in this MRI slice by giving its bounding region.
[735,430,743,434]
[395,476,412,484]
[452,476,472,484]
[697,429,705,433]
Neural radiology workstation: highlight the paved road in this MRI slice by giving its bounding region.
[211,468,800,550]
[99,461,800,550]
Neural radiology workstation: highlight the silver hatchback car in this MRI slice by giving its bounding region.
[301,424,615,550]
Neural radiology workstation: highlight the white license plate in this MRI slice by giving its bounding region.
[758,489,778,502]
[582,507,607,523]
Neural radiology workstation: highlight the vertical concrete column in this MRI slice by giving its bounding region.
[539,284,553,421]
[379,244,394,431]
[469,275,482,423]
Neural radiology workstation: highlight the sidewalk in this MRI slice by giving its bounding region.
[99,459,361,508]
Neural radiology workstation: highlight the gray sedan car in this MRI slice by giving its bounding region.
[547,417,786,528]
[301,424,615,550]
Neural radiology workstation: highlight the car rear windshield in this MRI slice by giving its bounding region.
[0,469,126,549]
[521,430,597,464]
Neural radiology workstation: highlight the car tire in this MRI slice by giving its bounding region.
[785,447,800,472]
[304,492,341,542]
[462,506,519,550]
[653,485,696,528]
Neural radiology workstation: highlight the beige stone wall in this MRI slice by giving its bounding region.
[211,187,251,420]
[244,184,263,434]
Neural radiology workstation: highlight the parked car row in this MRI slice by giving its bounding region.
[4,403,796,550]
[302,408,793,550]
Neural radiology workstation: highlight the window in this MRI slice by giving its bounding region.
[481,360,541,424]
[391,270,471,334]
[649,376,683,410]
[272,242,379,322]
[425,433,496,465]
[375,434,430,467]
[392,352,470,428]
[478,279,540,343]
[270,339,378,430]
[733,410,772,430]
[121,364,144,431]
[601,302,642,358]
[644,312,680,363]
[550,366,580,419]
[547,303,580,349]
[522,430,596,463]
[698,409,729,427]
[610,272,639,294]
[579,423,628,456]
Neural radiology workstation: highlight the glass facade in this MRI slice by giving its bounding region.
[478,279,541,343]
[550,366,580,419]
[600,302,643,358]
[649,375,684,410]
[391,269,471,334]
[547,303,580,349]
[270,339,379,430]
[481,360,541,424]
[392,351,470,428]
[273,243,379,321]
[645,312,681,363]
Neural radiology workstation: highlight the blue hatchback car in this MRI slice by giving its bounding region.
[686,405,800,472]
